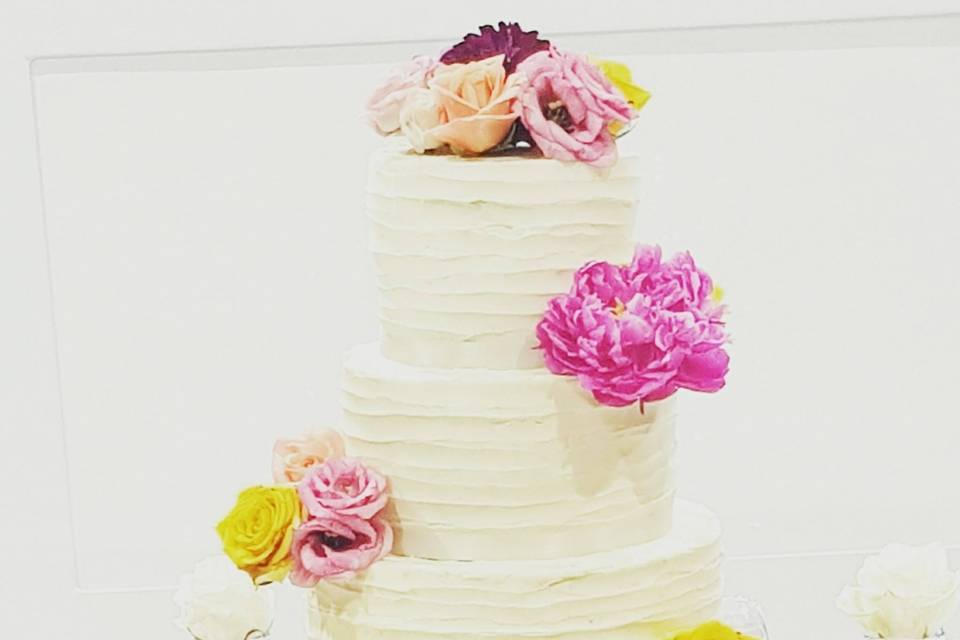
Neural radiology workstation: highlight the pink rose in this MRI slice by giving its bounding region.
[297,458,388,520]
[271,431,344,484]
[289,515,393,586]
[367,55,436,135]
[424,54,521,154]
[514,48,633,167]
[537,245,729,407]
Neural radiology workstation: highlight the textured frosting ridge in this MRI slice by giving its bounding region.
[367,144,639,369]
[342,343,677,562]
[308,501,722,639]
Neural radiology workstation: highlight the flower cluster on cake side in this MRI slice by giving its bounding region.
[215,430,392,588]
[367,22,650,167]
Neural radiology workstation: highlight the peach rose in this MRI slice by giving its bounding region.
[271,431,344,484]
[426,54,521,154]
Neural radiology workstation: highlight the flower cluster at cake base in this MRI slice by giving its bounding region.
[215,430,393,590]
[537,245,729,408]
[366,22,650,167]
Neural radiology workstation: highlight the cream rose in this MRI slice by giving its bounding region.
[838,544,960,639]
[425,54,521,154]
[398,88,444,153]
[174,555,274,640]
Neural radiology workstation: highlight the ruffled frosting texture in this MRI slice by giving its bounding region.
[308,501,722,639]
[366,143,638,370]
[342,343,678,562]
[309,144,723,639]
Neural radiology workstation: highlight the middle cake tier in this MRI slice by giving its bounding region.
[342,343,677,562]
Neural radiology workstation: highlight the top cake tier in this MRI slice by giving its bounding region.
[367,143,639,370]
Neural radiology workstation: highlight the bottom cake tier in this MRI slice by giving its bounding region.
[307,501,722,640]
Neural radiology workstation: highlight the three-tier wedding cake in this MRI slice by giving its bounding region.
[213,22,733,640]
[308,146,724,639]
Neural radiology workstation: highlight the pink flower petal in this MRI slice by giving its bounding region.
[515,49,631,167]
[298,458,388,521]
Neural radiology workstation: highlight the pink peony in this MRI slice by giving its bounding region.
[514,48,634,167]
[289,515,393,586]
[367,55,436,135]
[298,458,388,520]
[271,431,344,484]
[537,245,729,407]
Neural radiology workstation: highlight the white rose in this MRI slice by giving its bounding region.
[838,544,960,639]
[398,88,444,153]
[175,556,274,640]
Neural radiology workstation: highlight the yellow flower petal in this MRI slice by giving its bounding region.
[670,621,760,640]
[594,58,651,111]
[216,485,300,584]
[592,58,651,136]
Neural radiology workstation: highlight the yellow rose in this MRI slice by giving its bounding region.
[671,621,759,640]
[216,485,302,585]
[593,59,651,135]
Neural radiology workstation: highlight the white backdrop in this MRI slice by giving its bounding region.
[3,3,960,639]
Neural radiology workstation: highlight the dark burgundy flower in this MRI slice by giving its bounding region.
[440,22,550,74]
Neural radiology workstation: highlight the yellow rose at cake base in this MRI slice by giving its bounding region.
[671,621,759,640]
[216,485,302,585]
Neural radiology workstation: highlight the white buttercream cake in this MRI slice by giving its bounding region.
[306,145,724,638]
[368,143,637,370]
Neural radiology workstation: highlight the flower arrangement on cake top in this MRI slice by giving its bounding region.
[215,430,393,588]
[367,22,650,167]
[537,245,729,409]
